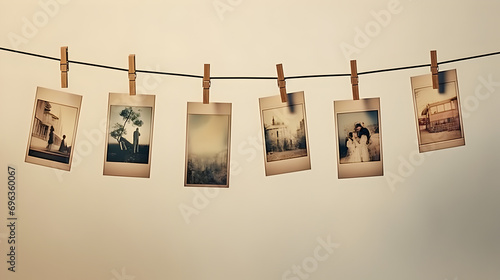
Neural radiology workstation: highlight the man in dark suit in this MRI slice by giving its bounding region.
[355,123,370,145]
[133,128,140,153]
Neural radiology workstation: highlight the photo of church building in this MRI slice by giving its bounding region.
[27,99,77,164]
[262,104,307,162]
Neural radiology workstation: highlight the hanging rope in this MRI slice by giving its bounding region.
[1,46,499,80]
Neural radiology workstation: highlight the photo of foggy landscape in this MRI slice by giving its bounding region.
[186,114,230,186]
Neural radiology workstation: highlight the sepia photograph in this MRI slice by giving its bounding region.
[334,98,383,179]
[25,87,82,171]
[259,91,311,176]
[185,102,232,188]
[411,69,465,152]
[106,105,152,164]
[104,93,155,178]
[337,110,381,164]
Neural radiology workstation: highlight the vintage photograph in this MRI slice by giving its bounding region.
[106,106,152,164]
[337,110,381,164]
[25,87,82,171]
[185,102,232,188]
[104,93,155,178]
[259,91,311,176]
[262,104,307,162]
[334,98,383,179]
[411,69,465,152]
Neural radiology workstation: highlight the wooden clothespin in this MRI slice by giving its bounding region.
[430,50,439,89]
[276,64,287,103]
[60,46,68,88]
[128,54,136,95]
[350,60,359,100]
[203,64,210,104]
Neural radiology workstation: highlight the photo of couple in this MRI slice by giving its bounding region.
[337,110,381,164]
[334,98,384,179]
[343,123,373,163]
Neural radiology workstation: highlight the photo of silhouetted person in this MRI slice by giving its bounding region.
[106,105,152,164]
[26,89,82,170]
[133,128,140,153]
[59,135,67,153]
[46,125,54,150]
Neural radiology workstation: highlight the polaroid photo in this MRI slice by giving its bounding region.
[103,93,155,178]
[185,102,232,188]
[259,91,311,176]
[334,97,383,179]
[411,69,465,152]
[25,87,82,171]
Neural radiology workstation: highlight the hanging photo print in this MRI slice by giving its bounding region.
[103,93,155,178]
[185,102,232,188]
[334,97,383,179]
[25,87,82,171]
[259,91,311,176]
[410,69,465,152]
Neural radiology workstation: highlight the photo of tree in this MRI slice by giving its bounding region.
[106,106,152,164]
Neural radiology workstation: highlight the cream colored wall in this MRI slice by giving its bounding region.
[1,1,499,280]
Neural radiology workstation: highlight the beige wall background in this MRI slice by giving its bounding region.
[1,1,499,279]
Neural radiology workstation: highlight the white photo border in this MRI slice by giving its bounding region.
[410,69,465,153]
[184,102,232,188]
[334,97,384,179]
[103,92,155,178]
[25,87,82,171]
[259,91,311,176]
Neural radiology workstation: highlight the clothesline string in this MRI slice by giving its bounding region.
[1,46,499,80]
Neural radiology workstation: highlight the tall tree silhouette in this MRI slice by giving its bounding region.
[110,107,144,150]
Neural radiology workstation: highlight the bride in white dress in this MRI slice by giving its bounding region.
[345,132,361,163]
[358,134,370,162]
